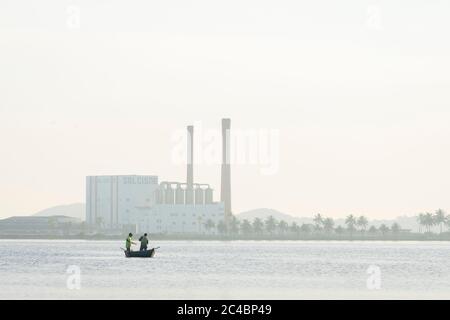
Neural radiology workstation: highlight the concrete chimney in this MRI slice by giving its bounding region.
[220,118,232,224]
[187,125,194,187]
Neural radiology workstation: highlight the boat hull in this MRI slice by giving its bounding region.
[124,248,155,258]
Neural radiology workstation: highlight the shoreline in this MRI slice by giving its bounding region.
[1,234,449,241]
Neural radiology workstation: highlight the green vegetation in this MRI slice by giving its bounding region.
[2,209,450,241]
[199,209,450,241]
[417,209,450,235]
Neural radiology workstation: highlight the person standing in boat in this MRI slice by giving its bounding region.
[125,233,136,253]
[139,233,149,251]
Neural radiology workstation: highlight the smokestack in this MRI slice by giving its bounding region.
[187,125,194,188]
[220,118,232,224]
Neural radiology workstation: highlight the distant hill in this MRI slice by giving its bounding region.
[33,203,85,221]
[236,208,421,232]
[367,216,421,232]
[237,208,312,224]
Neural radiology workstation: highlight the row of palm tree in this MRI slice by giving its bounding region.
[313,214,400,237]
[417,209,450,234]
[203,214,402,237]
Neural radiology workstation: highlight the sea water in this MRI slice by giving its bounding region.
[0,240,448,299]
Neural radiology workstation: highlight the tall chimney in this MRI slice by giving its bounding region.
[187,125,194,189]
[220,118,232,224]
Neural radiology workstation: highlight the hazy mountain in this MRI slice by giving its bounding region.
[236,208,421,231]
[237,208,312,224]
[367,216,421,232]
[33,203,85,221]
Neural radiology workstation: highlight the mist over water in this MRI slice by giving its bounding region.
[0,240,449,299]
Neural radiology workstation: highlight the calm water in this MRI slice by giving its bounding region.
[0,240,449,299]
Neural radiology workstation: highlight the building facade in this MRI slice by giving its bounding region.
[0,216,81,236]
[86,175,224,234]
[86,175,159,229]
[134,203,224,234]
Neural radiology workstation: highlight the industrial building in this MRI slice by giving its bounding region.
[86,119,232,234]
[0,216,81,236]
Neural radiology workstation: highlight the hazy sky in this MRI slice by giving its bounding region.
[1,1,450,219]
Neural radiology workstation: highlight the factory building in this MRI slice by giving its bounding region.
[86,119,231,234]
[86,175,160,229]
[86,175,224,234]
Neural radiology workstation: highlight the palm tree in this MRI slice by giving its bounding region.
[417,213,426,233]
[323,218,335,234]
[204,219,215,234]
[335,226,344,238]
[300,224,311,235]
[313,224,322,234]
[252,218,264,235]
[356,216,369,234]
[265,216,277,235]
[230,216,240,235]
[446,216,450,232]
[379,224,389,237]
[345,215,356,237]
[424,212,435,233]
[290,222,301,236]
[278,220,289,235]
[313,213,324,232]
[217,220,228,235]
[434,209,447,234]
[240,219,252,235]
[368,225,377,235]
[391,223,401,236]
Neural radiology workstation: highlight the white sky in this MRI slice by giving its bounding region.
[1,1,450,219]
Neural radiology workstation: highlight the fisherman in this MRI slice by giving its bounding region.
[139,233,149,251]
[125,233,136,253]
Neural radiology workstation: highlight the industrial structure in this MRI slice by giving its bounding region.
[86,119,232,234]
[220,118,232,225]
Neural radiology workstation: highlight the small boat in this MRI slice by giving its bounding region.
[124,248,156,258]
